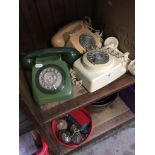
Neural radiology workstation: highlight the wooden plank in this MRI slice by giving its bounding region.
[19,6,35,53]
[76,0,94,19]
[63,0,78,22]
[40,73,134,124]
[90,97,130,127]
[20,0,46,50]
[43,97,134,155]
[19,0,96,54]
[34,0,55,43]
[19,109,36,135]
[49,0,66,29]
[95,0,135,59]
[19,122,35,136]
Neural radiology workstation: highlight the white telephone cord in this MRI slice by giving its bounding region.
[70,69,83,86]
[83,16,103,37]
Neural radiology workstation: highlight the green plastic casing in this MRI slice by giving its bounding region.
[32,55,73,104]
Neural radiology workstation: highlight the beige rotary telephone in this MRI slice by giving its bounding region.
[73,37,130,92]
[51,19,102,54]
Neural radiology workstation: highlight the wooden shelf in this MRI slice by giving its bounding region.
[43,96,134,155]
[20,122,35,135]
[19,110,35,135]
[39,73,134,124]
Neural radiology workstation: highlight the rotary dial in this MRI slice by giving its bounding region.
[79,33,96,50]
[87,51,109,64]
[38,67,62,91]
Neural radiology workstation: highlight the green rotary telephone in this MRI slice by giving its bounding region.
[23,48,81,105]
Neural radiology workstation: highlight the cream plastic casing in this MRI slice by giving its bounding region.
[73,49,130,92]
[128,60,135,75]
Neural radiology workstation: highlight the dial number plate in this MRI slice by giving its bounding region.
[79,33,96,50]
[87,51,109,64]
[37,66,63,91]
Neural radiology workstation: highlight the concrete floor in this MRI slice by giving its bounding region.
[70,120,135,155]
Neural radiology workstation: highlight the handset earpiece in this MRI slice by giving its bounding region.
[23,47,81,70]
[51,20,83,47]
[104,37,119,49]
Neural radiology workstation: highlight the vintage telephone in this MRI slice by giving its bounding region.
[73,37,130,92]
[51,19,102,54]
[23,48,81,104]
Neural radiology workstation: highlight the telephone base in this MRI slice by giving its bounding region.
[32,56,73,105]
[73,57,128,93]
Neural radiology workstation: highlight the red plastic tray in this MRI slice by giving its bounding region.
[35,137,49,155]
[51,108,92,148]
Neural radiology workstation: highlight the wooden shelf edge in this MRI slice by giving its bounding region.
[61,110,134,155]
[41,73,134,124]
[19,124,36,136]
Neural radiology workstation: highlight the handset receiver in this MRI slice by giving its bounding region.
[51,20,84,47]
[23,47,81,70]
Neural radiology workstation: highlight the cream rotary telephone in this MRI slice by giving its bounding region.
[73,37,130,92]
[51,19,102,54]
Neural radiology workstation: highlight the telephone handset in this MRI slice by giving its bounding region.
[51,20,103,54]
[73,37,130,92]
[23,47,81,70]
[51,20,83,47]
[23,48,81,104]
